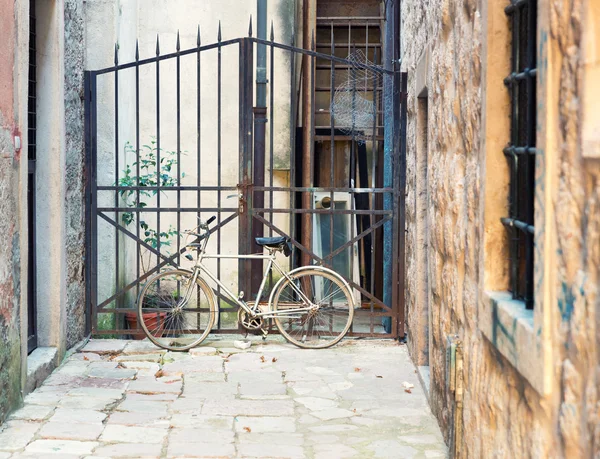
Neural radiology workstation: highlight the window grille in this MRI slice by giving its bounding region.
[502,0,537,309]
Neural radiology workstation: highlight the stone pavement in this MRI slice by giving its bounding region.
[0,337,447,458]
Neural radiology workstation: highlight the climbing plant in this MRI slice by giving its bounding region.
[118,138,184,273]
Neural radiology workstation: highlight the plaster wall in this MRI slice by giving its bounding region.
[0,0,25,423]
[402,0,600,456]
[0,0,87,422]
[85,0,296,322]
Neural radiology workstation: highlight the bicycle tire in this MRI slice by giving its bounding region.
[137,269,216,351]
[272,267,354,349]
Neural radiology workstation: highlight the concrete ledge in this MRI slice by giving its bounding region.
[417,365,431,402]
[25,347,58,395]
[479,291,544,394]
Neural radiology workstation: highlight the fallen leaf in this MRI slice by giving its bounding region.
[405,389,412,394]
[260,356,266,363]
[352,408,357,413]
[376,375,383,379]
[354,367,361,372]
[272,357,278,363]
[83,355,89,361]
[155,370,164,378]
[243,426,252,433]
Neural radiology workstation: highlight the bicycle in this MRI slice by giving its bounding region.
[137,216,355,351]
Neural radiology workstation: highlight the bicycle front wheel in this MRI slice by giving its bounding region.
[272,268,354,349]
[137,269,216,351]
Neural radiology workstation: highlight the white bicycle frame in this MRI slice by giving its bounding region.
[180,226,345,319]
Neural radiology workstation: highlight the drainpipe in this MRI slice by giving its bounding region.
[382,0,396,332]
[251,0,268,294]
[453,340,464,458]
[301,0,316,268]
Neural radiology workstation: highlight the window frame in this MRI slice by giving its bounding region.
[501,0,538,309]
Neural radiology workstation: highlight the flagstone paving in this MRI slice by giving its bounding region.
[0,337,447,458]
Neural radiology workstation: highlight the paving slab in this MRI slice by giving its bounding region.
[234,416,296,433]
[127,377,182,394]
[162,356,224,375]
[313,443,359,459]
[80,339,127,354]
[169,427,235,443]
[182,382,238,399]
[100,425,168,444]
[92,442,163,457]
[49,408,107,424]
[122,340,167,355]
[38,421,104,441]
[0,339,447,459]
[8,404,54,421]
[170,414,234,430]
[312,407,356,421]
[167,442,236,458]
[67,387,124,399]
[239,381,287,397]
[236,432,304,446]
[22,391,63,406]
[113,353,163,363]
[294,397,337,411]
[0,421,40,452]
[237,443,305,459]
[187,374,228,385]
[188,346,218,356]
[79,377,130,390]
[24,439,98,455]
[106,410,171,427]
[201,399,295,416]
[127,392,179,402]
[57,396,118,411]
[116,399,170,415]
[87,367,137,380]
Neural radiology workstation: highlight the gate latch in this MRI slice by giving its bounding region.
[227,190,245,213]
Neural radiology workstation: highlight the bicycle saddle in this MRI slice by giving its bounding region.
[255,236,287,247]
[255,236,292,257]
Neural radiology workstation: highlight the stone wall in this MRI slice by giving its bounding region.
[402,0,599,457]
[64,0,87,348]
[549,0,600,454]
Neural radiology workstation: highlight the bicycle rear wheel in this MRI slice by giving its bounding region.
[272,268,354,349]
[137,269,216,351]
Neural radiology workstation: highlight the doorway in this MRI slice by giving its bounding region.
[27,0,38,354]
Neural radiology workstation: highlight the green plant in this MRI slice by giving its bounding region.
[118,138,184,275]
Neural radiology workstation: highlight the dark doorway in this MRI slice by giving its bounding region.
[27,0,38,354]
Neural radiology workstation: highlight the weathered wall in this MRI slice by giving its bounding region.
[84,0,296,328]
[64,0,87,348]
[0,0,87,422]
[403,0,599,457]
[548,0,600,454]
[0,0,23,422]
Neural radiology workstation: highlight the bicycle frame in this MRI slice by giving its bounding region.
[182,228,314,319]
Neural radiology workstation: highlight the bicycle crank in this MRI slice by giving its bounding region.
[238,309,264,331]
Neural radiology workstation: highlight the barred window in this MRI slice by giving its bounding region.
[502,0,537,309]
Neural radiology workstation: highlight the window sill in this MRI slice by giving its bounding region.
[479,291,544,394]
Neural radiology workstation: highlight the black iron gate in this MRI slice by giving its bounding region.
[84,22,407,339]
